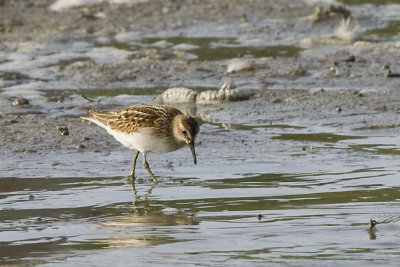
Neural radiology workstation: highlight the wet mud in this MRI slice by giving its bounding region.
[1,0,400,266]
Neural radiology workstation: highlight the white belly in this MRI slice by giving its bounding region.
[108,129,184,153]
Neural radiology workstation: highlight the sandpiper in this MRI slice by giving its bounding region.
[81,105,199,183]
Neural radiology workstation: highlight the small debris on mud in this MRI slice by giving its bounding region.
[343,55,355,62]
[226,58,254,74]
[6,119,18,124]
[308,5,351,23]
[57,126,70,136]
[369,219,378,240]
[12,97,30,106]
[376,105,388,112]
[387,71,400,78]
[76,143,86,151]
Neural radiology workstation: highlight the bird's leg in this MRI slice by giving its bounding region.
[142,152,158,184]
[130,151,140,181]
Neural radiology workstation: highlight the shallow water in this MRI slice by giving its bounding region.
[2,0,400,266]
[97,37,302,61]
[2,118,400,266]
[361,20,400,41]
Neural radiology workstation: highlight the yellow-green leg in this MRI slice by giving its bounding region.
[143,152,158,184]
[130,151,139,180]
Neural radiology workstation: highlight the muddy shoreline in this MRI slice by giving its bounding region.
[2,0,400,92]
[1,0,399,182]
[2,1,400,265]
[2,87,400,178]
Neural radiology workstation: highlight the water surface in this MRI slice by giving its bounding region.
[2,121,400,266]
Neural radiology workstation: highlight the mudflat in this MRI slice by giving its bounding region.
[1,0,400,265]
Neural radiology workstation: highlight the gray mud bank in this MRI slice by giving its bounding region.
[1,88,400,178]
[1,0,400,266]
[0,0,399,174]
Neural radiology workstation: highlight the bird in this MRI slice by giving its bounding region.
[81,105,200,183]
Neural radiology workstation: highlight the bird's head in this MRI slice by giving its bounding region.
[173,115,200,164]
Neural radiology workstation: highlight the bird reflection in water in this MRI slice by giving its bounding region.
[130,177,157,207]
[93,178,198,249]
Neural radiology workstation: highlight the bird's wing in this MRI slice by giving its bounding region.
[84,105,181,134]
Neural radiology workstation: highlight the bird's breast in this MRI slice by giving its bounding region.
[110,130,184,153]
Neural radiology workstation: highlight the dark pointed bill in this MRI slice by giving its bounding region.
[189,140,197,164]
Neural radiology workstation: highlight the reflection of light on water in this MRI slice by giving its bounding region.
[94,236,172,249]
[50,0,149,12]
[93,213,198,248]
[98,214,197,228]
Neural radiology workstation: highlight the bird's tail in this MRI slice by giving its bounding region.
[81,110,114,128]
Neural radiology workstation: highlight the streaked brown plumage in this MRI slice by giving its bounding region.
[81,105,199,183]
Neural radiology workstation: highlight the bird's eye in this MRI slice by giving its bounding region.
[182,130,187,135]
